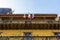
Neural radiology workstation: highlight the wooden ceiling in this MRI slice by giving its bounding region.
[0,14,57,18]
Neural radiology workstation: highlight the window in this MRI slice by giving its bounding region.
[47,20,53,23]
[54,32,60,40]
[25,20,32,28]
[25,20,31,24]
[23,32,32,40]
[54,32,60,36]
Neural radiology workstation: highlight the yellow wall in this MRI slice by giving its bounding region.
[0,30,60,36]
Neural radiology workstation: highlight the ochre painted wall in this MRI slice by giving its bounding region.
[0,30,60,36]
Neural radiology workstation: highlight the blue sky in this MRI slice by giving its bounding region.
[0,0,60,16]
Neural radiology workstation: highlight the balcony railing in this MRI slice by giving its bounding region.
[0,20,60,24]
[0,36,60,40]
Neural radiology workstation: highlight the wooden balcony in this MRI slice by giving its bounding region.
[0,20,60,30]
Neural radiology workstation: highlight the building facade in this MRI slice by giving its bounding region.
[0,14,60,40]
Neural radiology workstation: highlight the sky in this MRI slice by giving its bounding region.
[0,0,60,16]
